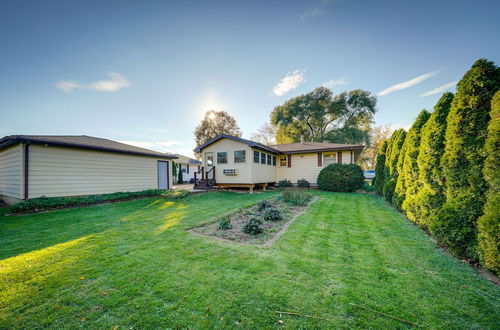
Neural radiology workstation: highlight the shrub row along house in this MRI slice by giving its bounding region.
[0,135,177,205]
[193,134,364,192]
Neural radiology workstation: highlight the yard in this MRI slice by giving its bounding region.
[1,191,499,328]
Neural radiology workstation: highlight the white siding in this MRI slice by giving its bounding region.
[28,145,172,198]
[251,149,277,183]
[0,144,23,200]
[276,153,322,184]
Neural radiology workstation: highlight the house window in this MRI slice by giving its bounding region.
[181,168,187,173]
[279,156,287,167]
[261,152,266,164]
[267,154,272,165]
[323,153,336,166]
[272,156,276,166]
[234,150,246,163]
[187,164,190,174]
[217,152,227,164]
[254,151,260,163]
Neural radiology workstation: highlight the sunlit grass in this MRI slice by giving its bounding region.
[0,191,498,328]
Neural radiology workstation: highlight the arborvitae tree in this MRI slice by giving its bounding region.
[431,59,500,260]
[394,110,431,210]
[177,167,184,184]
[374,140,388,195]
[411,93,454,227]
[382,129,407,202]
[477,90,500,273]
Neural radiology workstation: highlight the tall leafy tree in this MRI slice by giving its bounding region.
[250,123,277,145]
[194,110,242,147]
[357,125,393,169]
[394,110,431,211]
[383,129,407,202]
[411,93,454,227]
[477,90,500,273]
[430,59,500,260]
[271,87,377,143]
[374,140,388,195]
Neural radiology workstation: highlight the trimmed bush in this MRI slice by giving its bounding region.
[277,179,293,188]
[281,189,312,206]
[177,168,184,184]
[374,140,388,195]
[383,129,407,203]
[218,216,232,230]
[411,92,454,227]
[9,189,190,213]
[477,90,500,273]
[297,178,310,188]
[242,217,263,235]
[256,200,273,211]
[317,163,364,192]
[396,109,431,213]
[263,208,283,221]
[431,59,500,261]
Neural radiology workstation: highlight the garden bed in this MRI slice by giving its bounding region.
[191,190,317,246]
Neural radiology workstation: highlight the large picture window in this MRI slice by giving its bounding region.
[323,153,336,166]
[217,152,227,164]
[253,151,260,163]
[234,150,246,163]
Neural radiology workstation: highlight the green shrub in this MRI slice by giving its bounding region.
[281,189,312,206]
[177,168,184,184]
[218,217,232,230]
[263,208,283,221]
[383,129,407,204]
[361,181,376,192]
[374,141,388,195]
[396,109,431,215]
[317,163,364,192]
[242,217,263,235]
[477,90,500,273]
[256,200,273,211]
[412,92,454,228]
[297,178,310,188]
[383,178,396,202]
[277,179,293,188]
[9,189,190,213]
[432,58,500,261]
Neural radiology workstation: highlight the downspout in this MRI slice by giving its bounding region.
[23,143,30,200]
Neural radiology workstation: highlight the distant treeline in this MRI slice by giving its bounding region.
[374,59,499,274]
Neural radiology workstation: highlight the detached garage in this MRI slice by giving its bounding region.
[0,135,177,205]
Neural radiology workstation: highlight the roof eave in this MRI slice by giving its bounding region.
[282,146,365,154]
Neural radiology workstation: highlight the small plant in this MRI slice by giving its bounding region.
[281,189,311,206]
[256,200,273,211]
[361,181,376,192]
[297,178,310,188]
[277,179,293,188]
[242,217,263,235]
[218,217,232,230]
[263,208,283,221]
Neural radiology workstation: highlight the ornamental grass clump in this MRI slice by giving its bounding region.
[281,189,311,206]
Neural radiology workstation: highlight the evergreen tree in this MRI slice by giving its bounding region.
[374,140,388,195]
[410,93,454,227]
[431,59,500,260]
[177,167,184,184]
[395,110,431,213]
[477,90,500,273]
[382,129,407,202]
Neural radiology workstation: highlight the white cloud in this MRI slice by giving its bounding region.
[272,69,306,96]
[420,81,458,97]
[378,71,438,96]
[56,72,130,93]
[299,0,336,21]
[322,77,348,88]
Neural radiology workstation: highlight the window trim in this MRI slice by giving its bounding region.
[260,152,266,164]
[253,150,260,163]
[217,151,228,164]
[234,150,246,163]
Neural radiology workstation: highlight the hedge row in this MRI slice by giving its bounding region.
[375,59,500,274]
[9,189,191,214]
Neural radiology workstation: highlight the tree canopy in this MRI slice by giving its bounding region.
[270,87,377,144]
[194,110,242,148]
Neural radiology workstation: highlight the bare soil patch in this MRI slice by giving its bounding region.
[190,196,317,246]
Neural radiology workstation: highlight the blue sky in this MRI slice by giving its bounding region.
[1,0,499,157]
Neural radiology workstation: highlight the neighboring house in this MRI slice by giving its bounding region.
[173,154,201,183]
[0,135,177,205]
[193,134,364,192]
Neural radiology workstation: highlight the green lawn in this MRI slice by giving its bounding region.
[1,191,499,328]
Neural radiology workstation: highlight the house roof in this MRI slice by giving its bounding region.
[0,135,178,159]
[271,141,364,154]
[174,154,202,165]
[193,134,281,154]
[194,134,364,155]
